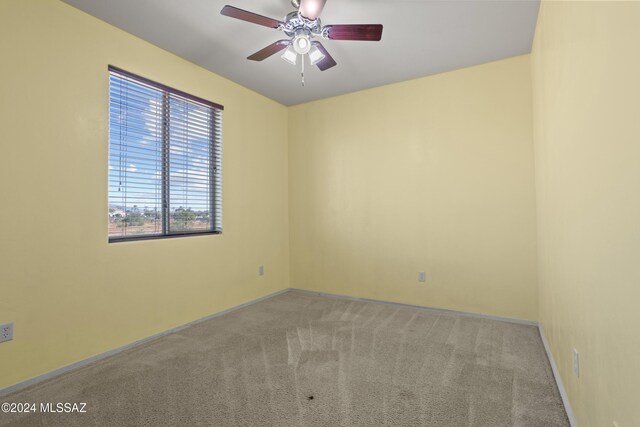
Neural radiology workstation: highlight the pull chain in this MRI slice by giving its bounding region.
[301,54,305,87]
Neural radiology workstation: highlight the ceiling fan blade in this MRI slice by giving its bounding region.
[324,24,383,41]
[313,42,337,71]
[220,5,283,29]
[247,40,290,61]
[298,0,327,20]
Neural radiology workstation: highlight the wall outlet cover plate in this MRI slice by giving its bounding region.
[0,322,14,343]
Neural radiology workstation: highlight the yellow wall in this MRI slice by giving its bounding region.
[6,4,639,422]
[289,56,539,321]
[0,0,289,389]
[531,2,640,426]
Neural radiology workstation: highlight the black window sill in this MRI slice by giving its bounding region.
[109,230,222,243]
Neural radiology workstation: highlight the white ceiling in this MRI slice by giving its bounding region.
[63,0,540,106]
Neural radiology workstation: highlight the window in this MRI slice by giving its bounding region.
[108,66,223,242]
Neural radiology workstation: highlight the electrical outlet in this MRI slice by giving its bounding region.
[573,348,580,377]
[418,271,426,283]
[612,422,620,427]
[259,265,265,276]
[0,322,13,343]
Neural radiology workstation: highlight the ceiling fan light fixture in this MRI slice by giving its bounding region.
[308,44,325,65]
[281,45,298,65]
[292,33,312,55]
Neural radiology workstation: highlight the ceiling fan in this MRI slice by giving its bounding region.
[220,0,383,82]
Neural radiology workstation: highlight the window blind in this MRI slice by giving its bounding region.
[108,66,223,241]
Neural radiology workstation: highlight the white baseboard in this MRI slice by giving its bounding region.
[0,288,290,397]
[290,288,539,326]
[538,324,579,427]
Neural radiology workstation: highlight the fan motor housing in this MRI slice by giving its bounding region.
[282,11,322,37]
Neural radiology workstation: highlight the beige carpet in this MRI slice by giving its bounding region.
[1,290,569,426]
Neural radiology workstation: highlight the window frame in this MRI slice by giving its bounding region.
[107,65,223,243]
